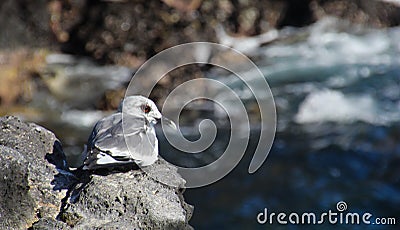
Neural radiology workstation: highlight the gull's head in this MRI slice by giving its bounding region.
[119,95,176,129]
[119,96,162,122]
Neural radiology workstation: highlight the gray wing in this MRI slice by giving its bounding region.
[84,113,158,169]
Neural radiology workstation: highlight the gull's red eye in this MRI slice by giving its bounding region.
[142,104,151,114]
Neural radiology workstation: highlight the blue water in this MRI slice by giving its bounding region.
[176,19,400,229]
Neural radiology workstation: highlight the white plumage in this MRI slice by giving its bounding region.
[82,95,175,170]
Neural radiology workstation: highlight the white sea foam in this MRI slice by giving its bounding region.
[263,17,398,71]
[295,89,379,124]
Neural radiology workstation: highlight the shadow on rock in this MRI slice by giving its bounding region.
[45,135,193,229]
[45,141,90,203]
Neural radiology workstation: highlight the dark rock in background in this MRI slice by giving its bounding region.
[0,0,399,111]
[0,0,54,49]
[0,116,193,229]
[51,0,284,64]
[50,0,400,64]
[316,0,400,27]
[1,0,398,64]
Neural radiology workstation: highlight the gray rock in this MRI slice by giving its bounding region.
[0,116,193,229]
[0,116,65,229]
[60,159,193,229]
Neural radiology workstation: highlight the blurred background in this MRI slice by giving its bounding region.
[1,0,399,229]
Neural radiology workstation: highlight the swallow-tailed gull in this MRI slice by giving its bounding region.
[82,95,176,170]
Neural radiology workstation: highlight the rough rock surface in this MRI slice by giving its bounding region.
[0,116,66,229]
[58,159,192,229]
[0,116,193,229]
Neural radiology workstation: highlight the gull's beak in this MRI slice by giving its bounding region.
[161,116,177,130]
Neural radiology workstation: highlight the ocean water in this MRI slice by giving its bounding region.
[178,18,400,229]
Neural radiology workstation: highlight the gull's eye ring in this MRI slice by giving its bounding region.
[142,104,151,114]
